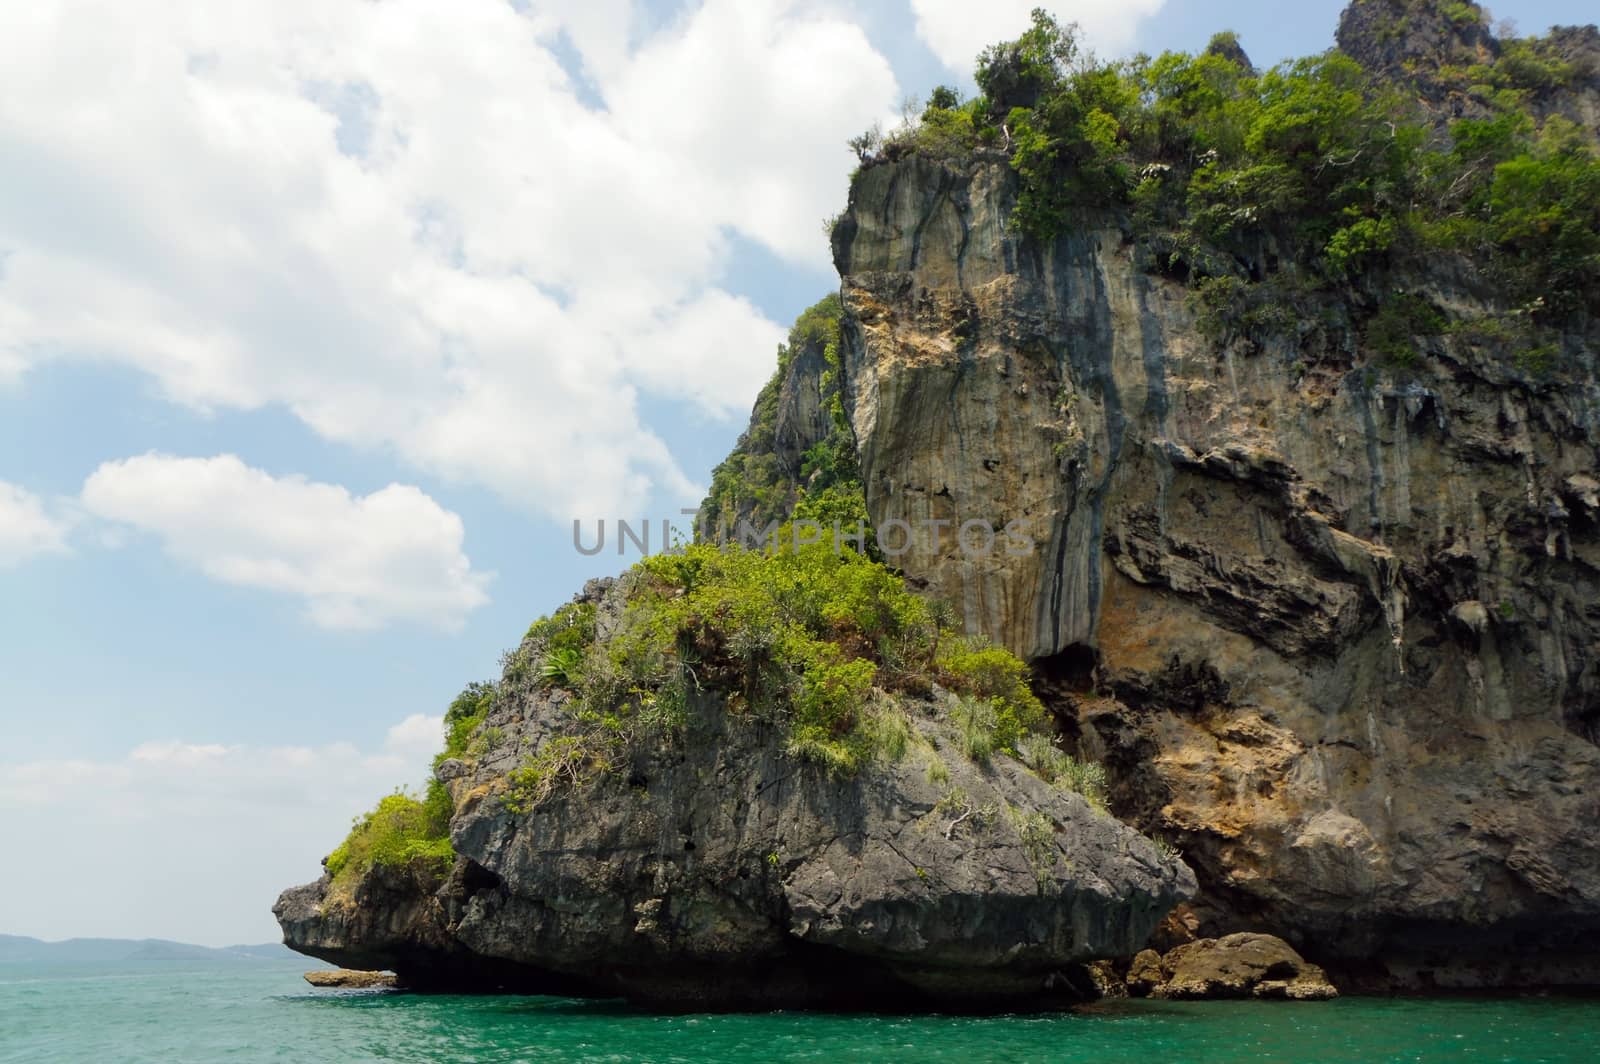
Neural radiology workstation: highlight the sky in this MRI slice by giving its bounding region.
[1,0,1593,947]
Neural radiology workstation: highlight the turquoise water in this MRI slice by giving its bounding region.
[3,963,1598,1063]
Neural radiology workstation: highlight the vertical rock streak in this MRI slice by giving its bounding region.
[833,149,1600,987]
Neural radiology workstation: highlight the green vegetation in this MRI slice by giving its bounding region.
[1474,35,1575,95]
[497,538,1066,808]
[517,601,596,686]
[1365,292,1446,367]
[505,734,609,814]
[700,295,871,548]
[324,680,505,893]
[439,682,496,763]
[1019,733,1110,810]
[541,646,584,687]
[1439,2,1482,28]
[324,788,453,892]
[863,8,1599,360]
[467,725,504,758]
[938,639,1049,757]
[1009,806,1060,890]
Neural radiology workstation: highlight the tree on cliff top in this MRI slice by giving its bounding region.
[860,6,1600,337]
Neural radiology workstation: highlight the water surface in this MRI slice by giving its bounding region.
[2,962,1595,1063]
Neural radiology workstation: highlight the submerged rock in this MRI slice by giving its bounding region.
[303,969,397,989]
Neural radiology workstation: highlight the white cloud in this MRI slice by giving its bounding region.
[0,480,70,567]
[909,0,1167,73]
[0,715,446,946]
[80,453,491,631]
[382,712,449,763]
[0,0,898,517]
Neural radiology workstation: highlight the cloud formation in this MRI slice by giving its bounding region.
[0,0,899,517]
[81,454,491,630]
[0,714,444,945]
[0,480,70,567]
[909,0,1167,73]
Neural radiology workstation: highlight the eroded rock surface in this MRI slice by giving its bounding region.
[828,143,1600,986]
[1338,0,1600,139]
[277,608,1193,1007]
[1129,934,1337,1000]
[303,969,398,989]
[811,8,1600,987]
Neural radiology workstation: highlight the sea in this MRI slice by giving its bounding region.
[2,959,1598,1063]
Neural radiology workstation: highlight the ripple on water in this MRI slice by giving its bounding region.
[1,965,1597,1064]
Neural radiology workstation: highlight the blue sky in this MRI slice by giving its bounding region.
[1,0,1592,945]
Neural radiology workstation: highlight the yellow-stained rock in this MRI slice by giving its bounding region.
[304,969,396,989]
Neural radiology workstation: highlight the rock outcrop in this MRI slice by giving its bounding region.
[303,969,397,989]
[1338,0,1600,139]
[1336,0,1498,101]
[806,7,1600,990]
[1125,934,1338,1000]
[276,580,1194,1008]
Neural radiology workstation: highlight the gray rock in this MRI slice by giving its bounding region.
[1337,1,1599,141]
[277,675,1193,1008]
[433,758,470,782]
[772,341,831,480]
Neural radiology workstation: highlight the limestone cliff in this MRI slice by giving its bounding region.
[840,176,1599,976]
[790,15,1600,991]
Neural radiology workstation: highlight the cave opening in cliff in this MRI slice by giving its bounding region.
[1033,643,1099,697]
[1031,644,1104,754]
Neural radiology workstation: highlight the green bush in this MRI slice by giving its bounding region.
[1009,806,1059,889]
[324,788,453,890]
[1366,293,1445,366]
[504,734,612,814]
[950,695,998,762]
[937,638,1047,756]
[1488,37,1574,93]
[1020,733,1110,811]
[884,97,995,160]
[438,681,497,763]
[525,601,597,659]
[540,646,584,688]
[700,294,872,542]
[975,7,1075,109]
[879,11,1598,340]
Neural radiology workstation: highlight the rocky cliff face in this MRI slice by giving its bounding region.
[1337,0,1600,137]
[277,579,1193,1007]
[818,75,1600,990]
